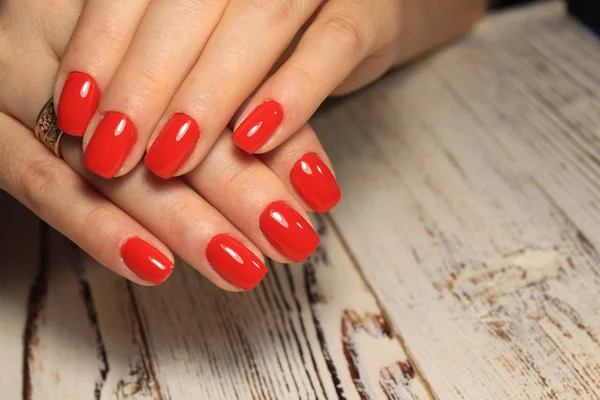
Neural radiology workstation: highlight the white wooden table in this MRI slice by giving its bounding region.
[2,2,600,399]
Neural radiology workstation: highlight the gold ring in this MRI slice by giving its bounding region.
[35,98,64,158]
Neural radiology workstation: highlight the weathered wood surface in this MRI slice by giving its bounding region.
[1,1,600,399]
[314,2,600,399]
[0,193,430,400]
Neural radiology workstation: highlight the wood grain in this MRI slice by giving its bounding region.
[2,2,599,399]
[313,2,600,399]
[0,194,41,400]
[0,191,429,399]
[127,215,431,400]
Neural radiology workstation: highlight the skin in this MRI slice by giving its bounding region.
[0,0,486,287]
[54,0,488,178]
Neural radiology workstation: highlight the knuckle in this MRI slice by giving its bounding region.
[284,64,319,97]
[79,206,115,237]
[131,59,170,99]
[321,13,369,55]
[238,0,300,24]
[67,21,122,62]
[172,0,216,14]
[221,159,255,196]
[164,200,202,241]
[18,159,66,216]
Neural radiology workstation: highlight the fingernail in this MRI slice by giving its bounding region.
[57,72,101,136]
[206,234,268,290]
[84,112,136,179]
[259,201,319,262]
[121,238,174,285]
[291,153,342,214]
[145,113,200,179]
[232,100,284,154]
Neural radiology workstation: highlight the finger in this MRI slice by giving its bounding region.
[259,124,341,214]
[54,0,151,137]
[79,0,231,179]
[0,16,176,286]
[331,50,398,96]
[38,0,83,58]
[0,114,174,286]
[62,143,267,292]
[144,0,322,179]
[0,12,180,284]
[231,0,398,154]
[4,27,264,291]
[185,131,320,263]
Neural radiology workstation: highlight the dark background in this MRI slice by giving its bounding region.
[492,0,599,30]
[490,0,539,9]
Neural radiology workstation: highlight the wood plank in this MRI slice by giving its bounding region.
[0,194,161,399]
[312,2,600,399]
[4,2,600,399]
[81,251,162,399]
[0,192,41,399]
[132,214,431,400]
[0,200,433,399]
[22,227,160,400]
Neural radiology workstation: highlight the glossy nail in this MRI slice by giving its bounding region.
[206,234,268,290]
[145,113,200,179]
[84,112,136,179]
[57,72,100,136]
[259,201,319,262]
[121,238,174,285]
[291,153,342,214]
[232,100,284,154]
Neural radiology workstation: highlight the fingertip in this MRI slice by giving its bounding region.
[205,233,269,291]
[55,72,101,137]
[144,113,201,180]
[290,152,342,214]
[231,100,284,154]
[83,112,136,179]
[120,237,175,285]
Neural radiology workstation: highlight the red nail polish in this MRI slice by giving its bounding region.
[291,153,342,214]
[84,112,136,179]
[145,113,200,179]
[259,201,319,262]
[57,72,100,137]
[206,234,268,290]
[232,100,284,154]
[121,238,174,284]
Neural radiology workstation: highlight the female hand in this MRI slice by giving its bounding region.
[0,0,342,290]
[54,0,486,179]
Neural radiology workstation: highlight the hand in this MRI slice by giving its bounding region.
[0,0,341,290]
[53,0,485,179]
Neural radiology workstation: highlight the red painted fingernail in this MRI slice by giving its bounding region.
[145,113,200,179]
[206,234,268,290]
[259,201,319,263]
[121,238,174,285]
[57,72,100,137]
[84,112,136,179]
[291,153,342,214]
[232,100,284,154]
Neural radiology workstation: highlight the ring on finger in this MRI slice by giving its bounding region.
[35,98,64,158]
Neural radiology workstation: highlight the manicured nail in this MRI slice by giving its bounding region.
[259,201,319,262]
[232,100,284,154]
[57,72,100,136]
[290,153,342,214]
[84,112,136,179]
[206,234,268,290]
[145,113,200,179]
[121,238,174,285]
